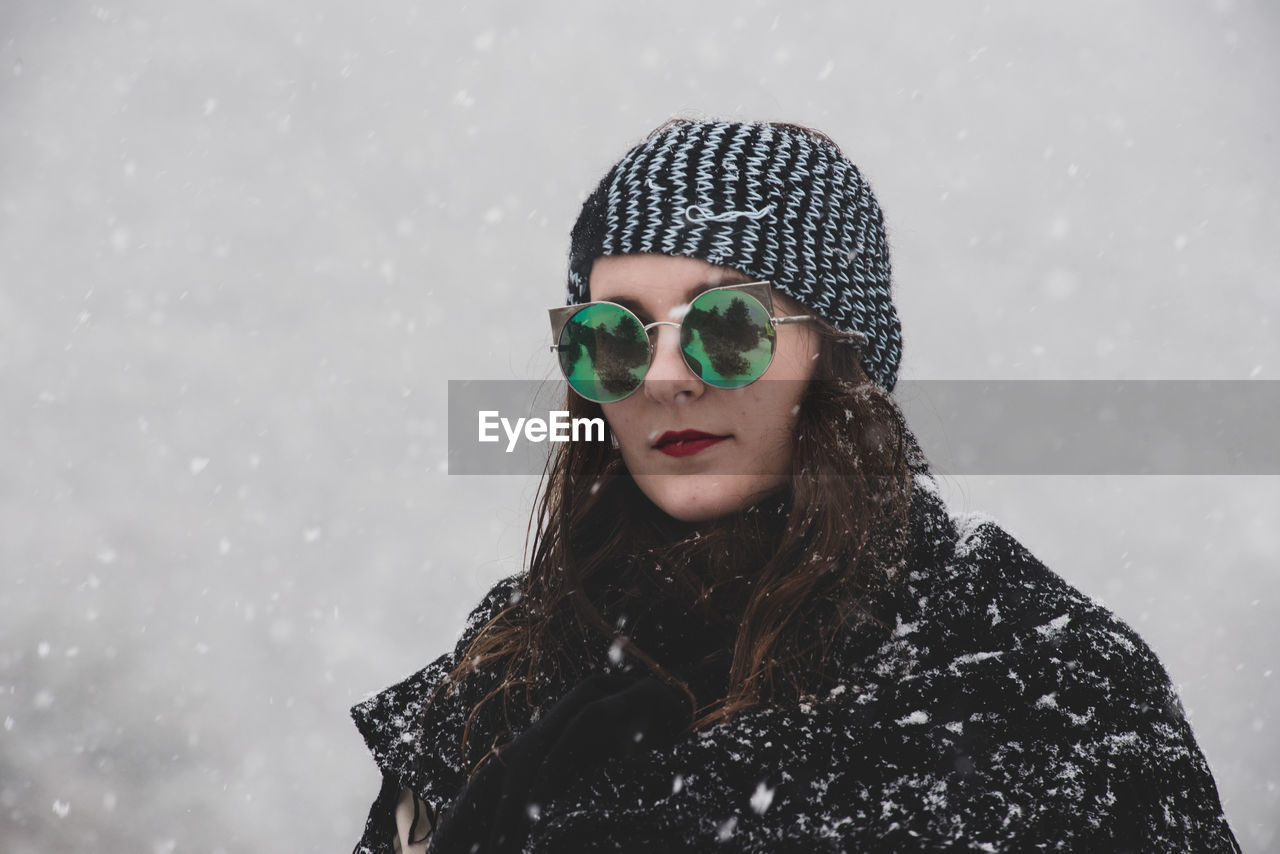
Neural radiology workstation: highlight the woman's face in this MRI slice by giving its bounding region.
[588,253,820,523]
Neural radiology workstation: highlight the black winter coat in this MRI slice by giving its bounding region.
[351,476,1239,852]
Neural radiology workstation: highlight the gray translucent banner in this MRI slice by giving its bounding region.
[447,380,1280,475]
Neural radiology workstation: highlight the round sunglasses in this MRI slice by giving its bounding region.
[548,282,865,403]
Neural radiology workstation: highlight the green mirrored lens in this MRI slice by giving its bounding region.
[557,302,650,402]
[681,289,775,388]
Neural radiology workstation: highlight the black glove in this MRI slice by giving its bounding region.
[428,672,691,854]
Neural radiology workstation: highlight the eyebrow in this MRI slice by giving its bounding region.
[595,276,754,320]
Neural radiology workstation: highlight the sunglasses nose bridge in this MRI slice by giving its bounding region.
[643,319,681,332]
[641,320,696,384]
[642,320,683,356]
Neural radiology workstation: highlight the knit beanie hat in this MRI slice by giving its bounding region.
[567,120,903,391]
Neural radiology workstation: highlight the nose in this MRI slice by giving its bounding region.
[642,322,704,405]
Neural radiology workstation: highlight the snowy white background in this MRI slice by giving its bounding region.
[1,1,1277,851]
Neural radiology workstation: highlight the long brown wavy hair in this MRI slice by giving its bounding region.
[439,315,916,775]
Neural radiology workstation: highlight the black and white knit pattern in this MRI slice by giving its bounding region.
[350,476,1240,852]
[567,120,903,391]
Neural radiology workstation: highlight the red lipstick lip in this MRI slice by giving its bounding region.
[654,430,728,458]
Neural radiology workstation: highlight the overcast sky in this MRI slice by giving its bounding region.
[1,2,1277,850]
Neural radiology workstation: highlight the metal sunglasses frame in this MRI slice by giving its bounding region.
[547,281,865,400]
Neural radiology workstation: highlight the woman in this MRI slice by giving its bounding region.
[351,120,1240,852]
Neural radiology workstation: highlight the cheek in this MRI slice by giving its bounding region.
[599,402,639,449]
[773,342,820,384]
[755,382,809,456]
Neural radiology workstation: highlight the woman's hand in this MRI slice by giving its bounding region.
[393,786,432,853]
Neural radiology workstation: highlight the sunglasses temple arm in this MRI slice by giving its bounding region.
[773,315,867,346]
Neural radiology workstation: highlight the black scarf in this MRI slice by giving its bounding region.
[352,477,1240,853]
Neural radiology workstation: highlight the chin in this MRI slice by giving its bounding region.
[632,474,787,524]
